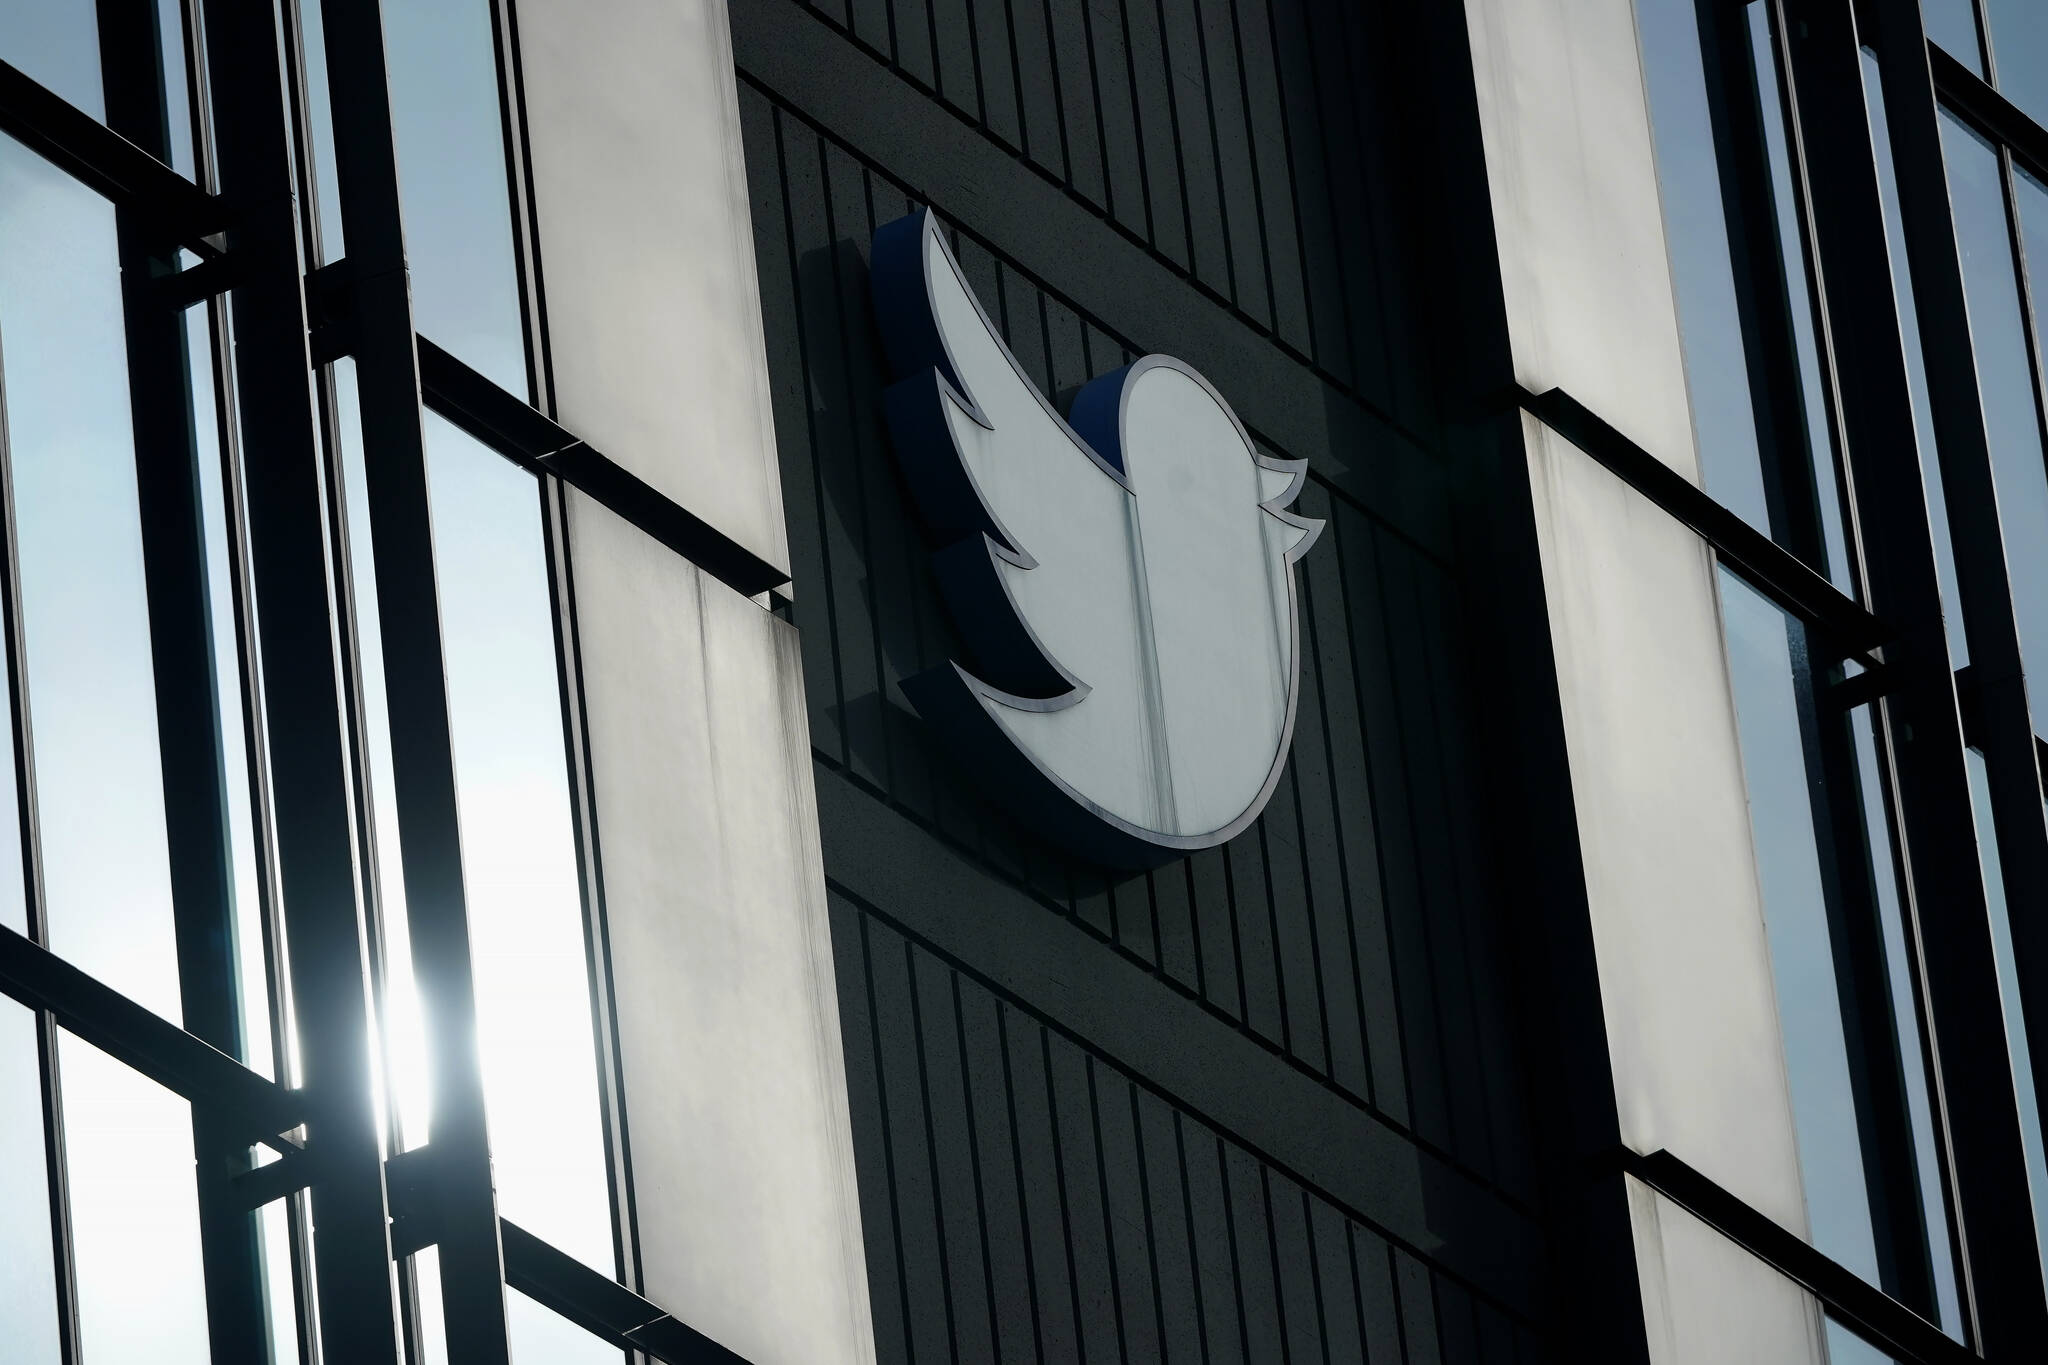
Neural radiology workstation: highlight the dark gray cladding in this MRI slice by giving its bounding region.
[731,0,1546,1358]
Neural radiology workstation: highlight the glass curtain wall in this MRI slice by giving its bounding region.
[1915,0,2048,1284]
[1636,0,2048,1351]
[1639,0,1967,1345]
[0,1,654,1361]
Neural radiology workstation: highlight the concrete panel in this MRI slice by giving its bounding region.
[517,0,790,575]
[564,488,874,1365]
[1523,414,1806,1235]
[1463,0,1698,478]
[1628,1178,1826,1365]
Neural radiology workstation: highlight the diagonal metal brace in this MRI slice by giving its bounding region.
[0,922,305,1148]
[499,1220,750,1365]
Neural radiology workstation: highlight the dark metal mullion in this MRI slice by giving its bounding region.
[1699,0,1838,578]
[1800,1,2048,1351]
[270,4,431,1360]
[313,2,513,1358]
[96,1,277,1358]
[1792,633,1943,1315]
[0,295,82,1365]
[195,0,407,1358]
[1770,0,1943,1317]
[1878,0,2048,1287]
[178,1,330,1354]
[482,0,548,413]
[200,286,329,1365]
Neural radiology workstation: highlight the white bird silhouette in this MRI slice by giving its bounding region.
[871,208,1321,867]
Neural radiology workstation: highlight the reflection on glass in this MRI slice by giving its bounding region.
[1943,115,2048,705]
[385,0,528,395]
[1986,0,2048,132]
[0,133,210,1361]
[1923,0,1984,74]
[1638,0,1772,527]
[423,418,614,1290]
[1964,748,2048,1277]
[1721,571,1880,1279]
[1860,49,1967,668]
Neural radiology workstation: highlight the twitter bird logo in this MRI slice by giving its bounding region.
[870,209,1321,868]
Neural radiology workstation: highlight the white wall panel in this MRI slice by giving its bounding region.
[1463,0,1698,479]
[1524,413,1806,1237]
[564,489,874,1365]
[516,0,790,575]
[1628,1178,1826,1365]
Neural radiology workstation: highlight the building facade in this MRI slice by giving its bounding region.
[2,1,2047,1363]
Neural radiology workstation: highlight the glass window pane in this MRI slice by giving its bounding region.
[58,1038,211,1358]
[1848,704,1962,1336]
[424,419,617,1365]
[1826,1317,1899,1365]
[511,1287,626,1365]
[424,417,612,1272]
[1861,48,1968,668]
[0,1003,59,1363]
[1964,747,2048,1278]
[1986,0,2048,131]
[1721,572,1958,1323]
[1639,0,1773,527]
[385,0,528,395]
[1924,0,1985,75]
[0,131,210,1363]
[1942,115,2048,708]
[0,617,54,1360]
[1721,571,1880,1278]
[0,1,104,121]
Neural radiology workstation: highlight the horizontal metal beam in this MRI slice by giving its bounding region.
[0,57,228,253]
[498,1220,749,1365]
[0,922,303,1144]
[1519,387,1892,657]
[1621,1147,1968,1365]
[1929,43,2048,189]
[416,338,789,597]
